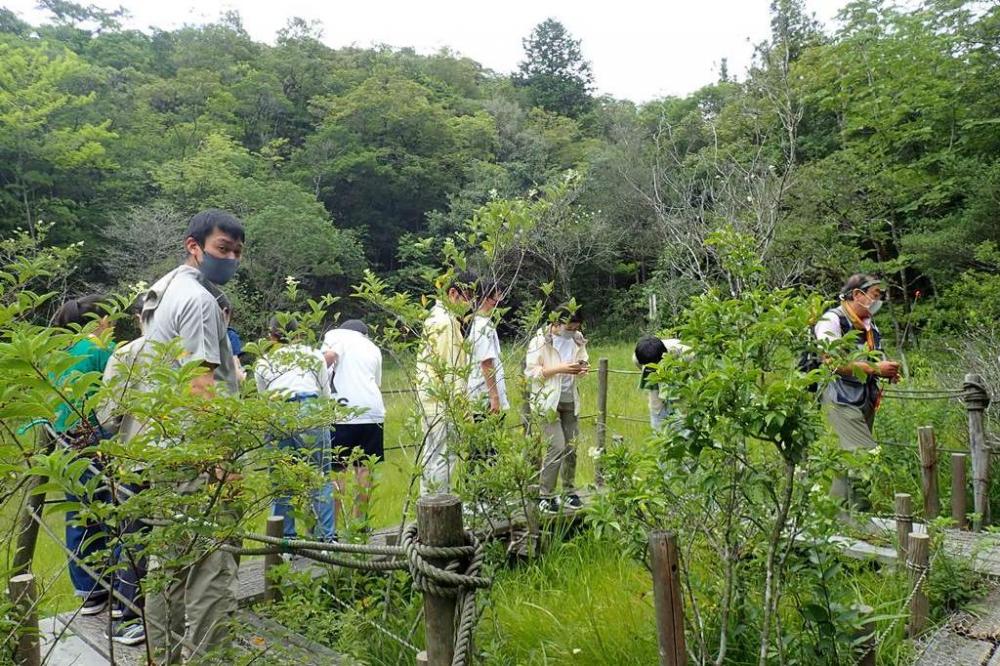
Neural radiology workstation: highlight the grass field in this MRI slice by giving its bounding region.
[2,341,653,619]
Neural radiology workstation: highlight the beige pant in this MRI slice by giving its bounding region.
[145,541,239,663]
[420,412,455,495]
[540,401,578,497]
[823,401,877,452]
[824,401,877,508]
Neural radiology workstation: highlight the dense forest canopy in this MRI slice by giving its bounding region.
[1,0,999,337]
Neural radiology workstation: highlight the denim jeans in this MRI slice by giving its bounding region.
[271,396,336,541]
[66,462,110,597]
[66,465,147,615]
[648,390,672,430]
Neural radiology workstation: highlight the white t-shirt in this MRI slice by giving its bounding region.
[814,309,871,341]
[254,344,331,399]
[322,328,385,424]
[552,333,577,402]
[467,315,509,411]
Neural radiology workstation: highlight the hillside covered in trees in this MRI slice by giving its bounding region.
[1,0,999,336]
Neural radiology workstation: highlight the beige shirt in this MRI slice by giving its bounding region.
[97,336,150,444]
[525,326,588,417]
[415,302,468,418]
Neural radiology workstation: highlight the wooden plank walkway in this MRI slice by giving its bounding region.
[48,555,342,665]
[914,587,1000,665]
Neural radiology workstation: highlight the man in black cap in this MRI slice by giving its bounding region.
[322,319,384,524]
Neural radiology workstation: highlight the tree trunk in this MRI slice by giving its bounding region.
[758,461,796,666]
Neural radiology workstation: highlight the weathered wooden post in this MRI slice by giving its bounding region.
[952,453,968,529]
[418,494,464,666]
[8,573,41,666]
[524,483,541,557]
[264,515,285,603]
[964,374,991,530]
[13,428,55,578]
[854,604,877,666]
[907,533,931,637]
[917,426,940,519]
[895,493,913,565]
[595,358,609,487]
[649,531,686,666]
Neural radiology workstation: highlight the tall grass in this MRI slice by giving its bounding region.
[478,533,659,665]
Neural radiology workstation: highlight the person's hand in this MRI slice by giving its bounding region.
[561,361,585,375]
[213,465,243,484]
[875,361,901,379]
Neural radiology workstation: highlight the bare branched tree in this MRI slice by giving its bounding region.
[102,203,187,288]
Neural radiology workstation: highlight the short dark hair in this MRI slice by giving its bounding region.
[339,319,369,336]
[446,270,478,297]
[555,302,583,324]
[186,209,245,246]
[635,336,667,366]
[840,274,881,301]
[268,316,298,343]
[53,294,109,328]
[476,277,501,301]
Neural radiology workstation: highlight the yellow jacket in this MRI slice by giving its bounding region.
[415,302,468,418]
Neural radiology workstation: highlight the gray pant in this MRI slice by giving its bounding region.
[540,401,578,497]
[145,541,239,663]
[824,400,877,508]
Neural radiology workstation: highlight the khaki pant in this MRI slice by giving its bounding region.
[145,545,239,663]
[824,401,877,509]
[540,401,578,497]
[420,412,454,495]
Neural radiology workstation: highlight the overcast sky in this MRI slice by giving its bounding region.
[5,0,849,102]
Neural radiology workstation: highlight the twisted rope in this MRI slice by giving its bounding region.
[400,524,489,666]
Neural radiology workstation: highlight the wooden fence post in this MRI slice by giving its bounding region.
[964,374,991,530]
[917,426,940,520]
[952,453,968,530]
[649,531,686,666]
[524,483,541,557]
[595,358,609,487]
[13,428,55,578]
[895,493,912,566]
[418,494,464,666]
[8,573,41,666]
[264,515,285,603]
[854,604,876,666]
[907,533,930,637]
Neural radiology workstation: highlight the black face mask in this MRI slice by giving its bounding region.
[197,248,239,285]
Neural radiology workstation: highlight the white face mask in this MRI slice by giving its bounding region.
[556,327,576,339]
[856,291,883,316]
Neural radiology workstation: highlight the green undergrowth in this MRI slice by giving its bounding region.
[476,533,659,665]
[261,531,659,665]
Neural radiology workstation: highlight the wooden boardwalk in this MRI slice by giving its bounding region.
[836,517,1000,665]
[48,555,343,665]
[914,587,1000,666]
